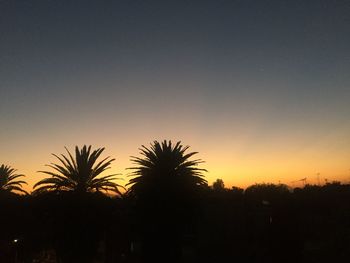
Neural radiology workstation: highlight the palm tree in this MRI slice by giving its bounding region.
[127,140,207,196]
[33,145,123,195]
[0,164,28,194]
[127,140,207,262]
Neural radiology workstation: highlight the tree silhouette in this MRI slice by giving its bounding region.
[127,140,207,196]
[127,140,207,262]
[0,164,28,194]
[33,145,122,195]
[212,178,225,191]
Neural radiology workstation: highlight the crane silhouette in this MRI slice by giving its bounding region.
[291,177,307,186]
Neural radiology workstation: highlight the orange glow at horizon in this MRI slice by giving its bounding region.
[3,131,349,193]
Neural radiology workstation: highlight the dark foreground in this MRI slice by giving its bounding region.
[1,182,350,263]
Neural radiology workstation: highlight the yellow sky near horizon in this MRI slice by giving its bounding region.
[3,131,349,193]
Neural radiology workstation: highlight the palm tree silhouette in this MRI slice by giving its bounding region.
[127,140,207,195]
[127,140,207,262]
[33,145,122,195]
[0,164,28,194]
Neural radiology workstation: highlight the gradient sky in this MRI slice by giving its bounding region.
[1,0,350,191]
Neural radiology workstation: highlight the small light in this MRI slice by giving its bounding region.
[13,239,18,243]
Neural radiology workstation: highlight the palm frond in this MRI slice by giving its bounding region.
[0,164,28,194]
[33,145,122,195]
[127,140,207,192]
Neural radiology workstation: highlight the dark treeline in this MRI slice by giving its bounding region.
[1,142,350,263]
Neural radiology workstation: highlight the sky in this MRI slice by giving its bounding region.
[1,0,350,191]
